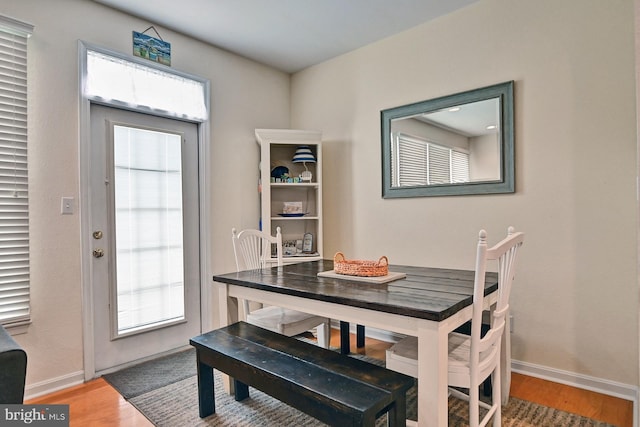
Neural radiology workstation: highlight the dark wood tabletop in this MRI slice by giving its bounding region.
[212,259,498,322]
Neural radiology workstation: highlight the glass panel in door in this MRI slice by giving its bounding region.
[112,125,185,336]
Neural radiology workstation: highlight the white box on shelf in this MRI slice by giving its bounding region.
[283,201,303,214]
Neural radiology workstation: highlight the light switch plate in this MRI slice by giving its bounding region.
[61,197,74,215]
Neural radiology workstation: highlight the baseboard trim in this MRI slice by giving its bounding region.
[24,370,85,400]
[511,360,638,403]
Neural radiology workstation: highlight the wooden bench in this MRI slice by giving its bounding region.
[189,322,414,426]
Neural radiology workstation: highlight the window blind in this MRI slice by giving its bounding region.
[0,15,33,327]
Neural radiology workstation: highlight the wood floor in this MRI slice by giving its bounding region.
[27,331,634,427]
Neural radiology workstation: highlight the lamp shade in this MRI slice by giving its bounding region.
[292,146,316,163]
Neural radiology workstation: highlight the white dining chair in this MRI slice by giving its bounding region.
[385,227,524,427]
[231,227,330,348]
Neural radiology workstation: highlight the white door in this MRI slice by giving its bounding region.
[90,104,201,373]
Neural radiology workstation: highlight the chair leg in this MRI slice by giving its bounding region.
[492,367,502,427]
[501,313,512,405]
[469,381,480,427]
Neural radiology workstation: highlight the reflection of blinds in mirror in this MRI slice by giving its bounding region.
[428,144,449,185]
[396,136,428,186]
[451,151,470,183]
[392,133,469,187]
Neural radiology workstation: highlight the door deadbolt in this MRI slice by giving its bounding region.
[93,230,103,239]
[93,248,105,258]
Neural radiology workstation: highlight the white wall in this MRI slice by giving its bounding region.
[2,0,290,389]
[291,0,638,387]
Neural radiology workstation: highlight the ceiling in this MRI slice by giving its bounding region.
[92,0,479,73]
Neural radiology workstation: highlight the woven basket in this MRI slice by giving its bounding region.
[333,252,389,277]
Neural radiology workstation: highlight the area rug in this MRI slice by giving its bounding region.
[109,346,616,426]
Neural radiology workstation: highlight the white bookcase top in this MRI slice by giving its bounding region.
[255,129,322,145]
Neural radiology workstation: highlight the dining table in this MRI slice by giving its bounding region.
[212,259,501,427]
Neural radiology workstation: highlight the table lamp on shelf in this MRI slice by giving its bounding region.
[292,145,316,182]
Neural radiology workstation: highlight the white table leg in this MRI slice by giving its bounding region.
[418,323,449,427]
[214,281,237,395]
[214,281,230,329]
[214,282,240,328]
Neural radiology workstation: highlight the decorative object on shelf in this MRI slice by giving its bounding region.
[333,252,389,277]
[271,165,289,181]
[283,201,303,215]
[292,145,316,182]
[302,233,314,253]
[283,240,297,256]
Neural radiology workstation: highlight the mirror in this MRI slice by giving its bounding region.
[381,81,514,198]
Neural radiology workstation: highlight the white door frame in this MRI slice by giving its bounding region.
[78,41,213,380]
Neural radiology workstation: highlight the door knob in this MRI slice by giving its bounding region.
[93,230,103,239]
[93,248,105,258]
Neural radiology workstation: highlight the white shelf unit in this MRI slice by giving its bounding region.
[255,129,323,263]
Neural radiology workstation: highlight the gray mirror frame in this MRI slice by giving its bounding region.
[381,81,514,198]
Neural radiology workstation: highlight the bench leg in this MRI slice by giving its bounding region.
[386,396,407,427]
[196,358,215,418]
[234,379,249,401]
